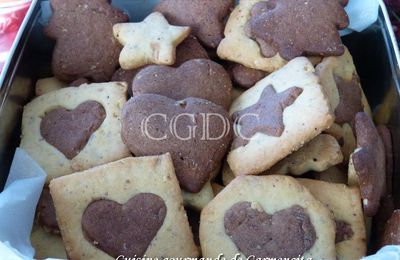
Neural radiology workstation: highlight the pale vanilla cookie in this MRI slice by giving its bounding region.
[228,57,333,176]
[266,134,343,176]
[49,154,198,259]
[314,166,347,184]
[217,0,287,72]
[182,181,215,211]
[31,224,67,259]
[316,47,372,161]
[298,179,367,260]
[200,175,336,259]
[113,12,190,70]
[20,82,130,182]
[35,77,67,96]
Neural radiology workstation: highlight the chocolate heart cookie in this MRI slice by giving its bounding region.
[132,59,232,109]
[82,193,166,258]
[121,94,232,193]
[40,101,106,160]
[225,202,316,258]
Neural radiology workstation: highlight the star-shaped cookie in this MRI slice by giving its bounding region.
[113,12,191,70]
[232,84,303,148]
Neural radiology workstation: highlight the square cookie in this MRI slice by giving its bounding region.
[49,154,198,259]
[20,82,130,182]
[228,57,333,176]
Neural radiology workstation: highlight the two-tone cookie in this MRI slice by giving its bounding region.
[316,47,372,161]
[228,57,333,176]
[217,0,348,72]
[20,82,130,182]
[49,154,198,259]
[299,179,367,260]
[200,175,336,259]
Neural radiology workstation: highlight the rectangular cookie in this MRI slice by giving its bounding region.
[49,154,198,259]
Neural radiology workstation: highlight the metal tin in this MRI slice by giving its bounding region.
[0,0,399,251]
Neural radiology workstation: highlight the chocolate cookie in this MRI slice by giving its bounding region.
[200,175,336,258]
[246,0,349,60]
[36,188,59,234]
[111,35,209,97]
[377,125,394,196]
[121,94,232,193]
[49,155,199,259]
[132,59,232,109]
[380,210,400,247]
[44,0,128,82]
[229,63,269,89]
[349,112,386,217]
[154,0,235,48]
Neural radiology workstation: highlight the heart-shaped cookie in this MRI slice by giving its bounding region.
[40,101,106,159]
[131,59,232,109]
[121,94,232,193]
[82,193,166,258]
[224,202,316,258]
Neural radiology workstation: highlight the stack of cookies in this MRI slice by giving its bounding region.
[21,0,396,259]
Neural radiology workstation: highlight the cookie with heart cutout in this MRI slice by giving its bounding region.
[348,112,386,217]
[154,0,235,48]
[44,0,128,83]
[298,179,367,260]
[200,175,336,259]
[316,47,372,162]
[49,154,199,259]
[217,0,348,72]
[121,94,232,193]
[131,59,232,109]
[228,57,333,176]
[20,82,130,183]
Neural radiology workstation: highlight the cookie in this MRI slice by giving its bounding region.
[374,84,398,125]
[70,78,90,87]
[380,210,400,247]
[266,134,343,176]
[174,35,210,66]
[229,63,269,89]
[316,47,372,161]
[49,154,199,259]
[35,77,67,96]
[44,0,128,82]
[31,224,67,260]
[298,179,367,260]
[121,94,232,193]
[36,187,59,234]
[313,166,347,184]
[132,59,232,109]
[182,181,215,211]
[246,0,348,60]
[200,175,336,259]
[211,182,224,195]
[113,12,190,70]
[20,82,130,182]
[154,0,235,48]
[348,112,386,217]
[228,57,333,176]
[222,160,236,186]
[377,125,394,196]
[111,35,209,97]
[373,195,395,250]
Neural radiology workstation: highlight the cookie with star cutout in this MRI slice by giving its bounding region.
[217,0,349,72]
[316,47,372,162]
[113,12,191,70]
[228,57,333,176]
